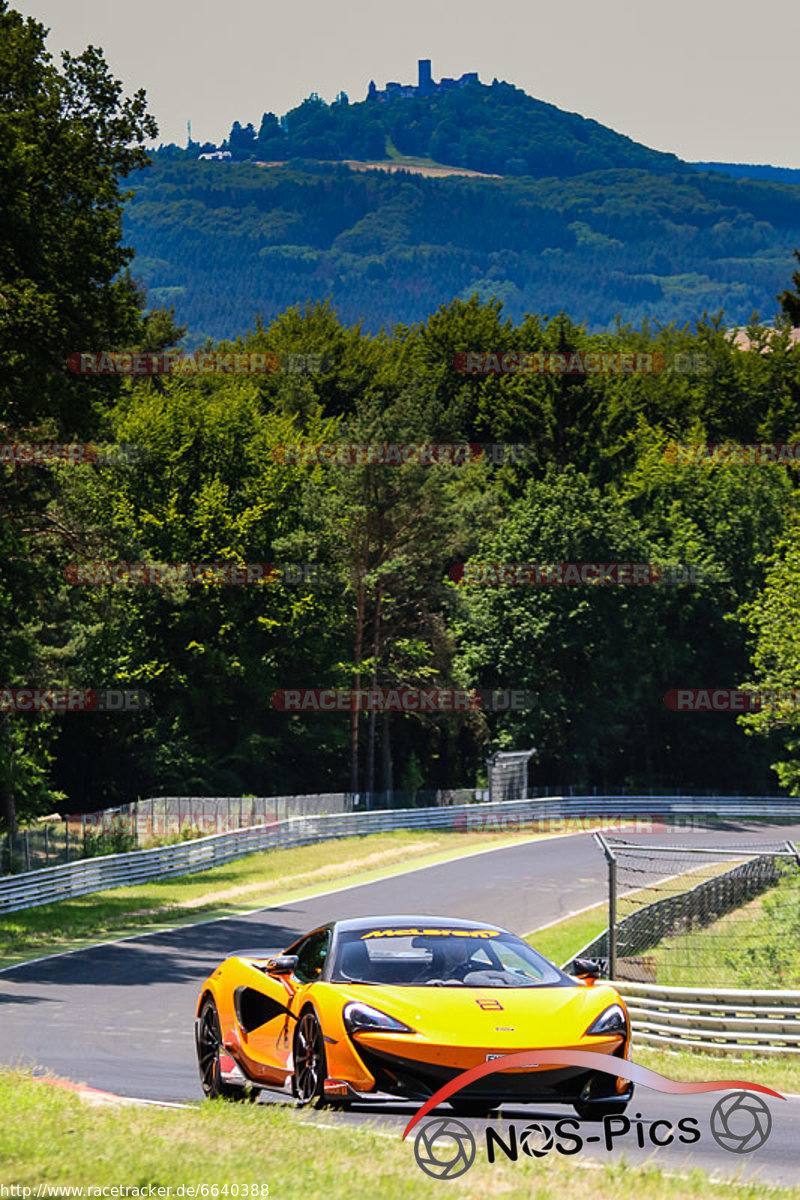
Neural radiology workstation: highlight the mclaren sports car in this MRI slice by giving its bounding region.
[195,915,633,1117]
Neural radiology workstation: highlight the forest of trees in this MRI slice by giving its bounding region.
[125,158,800,341]
[3,2,800,829]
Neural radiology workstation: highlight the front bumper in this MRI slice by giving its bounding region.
[353,1042,630,1105]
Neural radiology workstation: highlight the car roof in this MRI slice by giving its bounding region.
[331,915,508,933]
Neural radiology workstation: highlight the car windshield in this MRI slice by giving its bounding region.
[331,926,567,988]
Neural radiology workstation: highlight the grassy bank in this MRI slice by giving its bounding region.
[651,873,800,988]
[1,1072,796,1198]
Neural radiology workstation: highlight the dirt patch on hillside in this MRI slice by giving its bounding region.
[254,159,501,179]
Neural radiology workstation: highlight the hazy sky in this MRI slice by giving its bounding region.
[14,0,800,167]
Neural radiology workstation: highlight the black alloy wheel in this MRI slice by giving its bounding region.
[293,1009,327,1106]
[196,996,258,1102]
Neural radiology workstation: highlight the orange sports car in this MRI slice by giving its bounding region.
[195,915,633,1117]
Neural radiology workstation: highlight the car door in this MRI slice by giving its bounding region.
[248,928,332,1072]
[231,959,300,1081]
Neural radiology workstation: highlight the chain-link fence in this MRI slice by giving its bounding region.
[575,836,800,987]
[0,821,78,873]
[114,794,353,838]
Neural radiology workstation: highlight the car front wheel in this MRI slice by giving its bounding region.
[573,1098,630,1121]
[293,1008,327,1107]
[449,1098,497,1118]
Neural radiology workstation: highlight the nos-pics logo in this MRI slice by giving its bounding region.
[403,1050,782,1180]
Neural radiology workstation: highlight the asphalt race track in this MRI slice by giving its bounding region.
[1,823,798,1184]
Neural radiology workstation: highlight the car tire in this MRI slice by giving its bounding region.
[449,1099,497,1118]
[293,1008,327,1107]
[573,1099,630,1121]
[196,996,259,1102]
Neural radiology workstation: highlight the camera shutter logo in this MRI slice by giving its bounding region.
[520,1122,554,1158]
[709,1092,772,1153]
[413,1117,476,1179]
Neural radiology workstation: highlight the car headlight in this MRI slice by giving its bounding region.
[343,1002,415,1036]
[585,1003,628,1037]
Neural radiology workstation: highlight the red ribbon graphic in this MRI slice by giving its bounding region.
[401,1048,785,1140]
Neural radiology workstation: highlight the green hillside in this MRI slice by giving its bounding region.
[125,159,800,341]
[201,79,688,179]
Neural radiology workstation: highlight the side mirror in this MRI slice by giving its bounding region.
[572,956,602,985]
[266,954,298,976]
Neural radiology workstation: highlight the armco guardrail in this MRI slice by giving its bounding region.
[614,981,800,1056]
[0,794,799,913]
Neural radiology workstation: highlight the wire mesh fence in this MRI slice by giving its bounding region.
[578,837,800,987]
[0,821,76,873]
[115,794,354,837]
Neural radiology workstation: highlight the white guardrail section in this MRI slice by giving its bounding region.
[0,794,799,914]
[614,981,800,1056]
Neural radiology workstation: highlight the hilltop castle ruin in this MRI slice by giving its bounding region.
[367,60,479,102]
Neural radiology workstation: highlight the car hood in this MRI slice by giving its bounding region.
[330,981,622,1045]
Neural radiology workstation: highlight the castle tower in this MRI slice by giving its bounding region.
[418,59,432,92]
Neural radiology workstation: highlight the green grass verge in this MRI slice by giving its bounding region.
[0,830,551,967]
[525,902,608,967]
[633,1046,800,1095]
[1,1072,797,1197]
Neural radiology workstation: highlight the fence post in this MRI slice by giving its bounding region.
[44,822,50,865]
[24,831,30,872]
[608,855,617,979]
[594,833,617,979]
[65,819,69,863]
